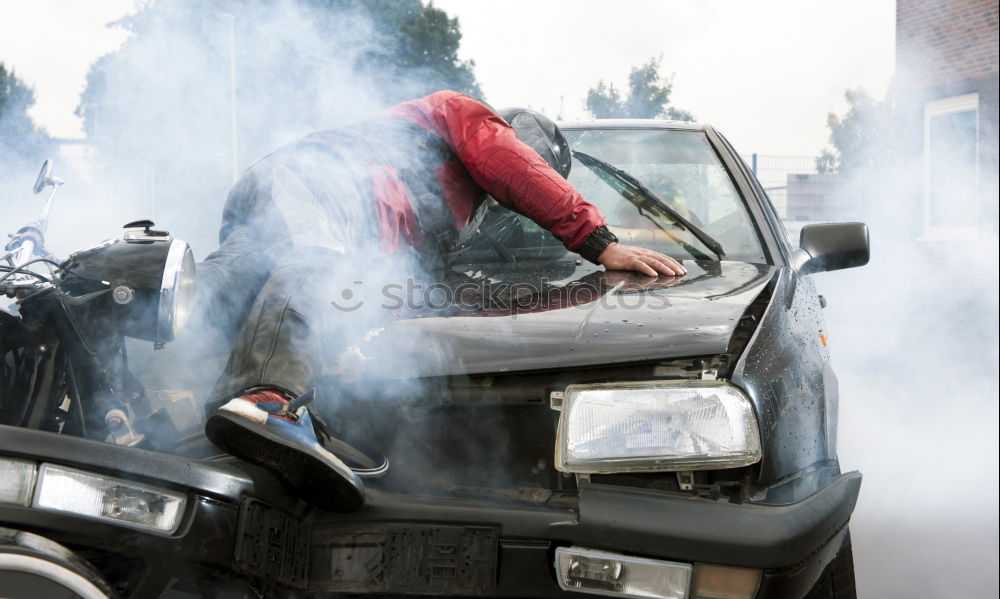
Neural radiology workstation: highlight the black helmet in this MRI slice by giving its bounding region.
[498,107,572,179]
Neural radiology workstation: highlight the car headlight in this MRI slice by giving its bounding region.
[555,381,762,474]
[61,221,196,346]
[0,457,186,535]
[33,464,186,535]
[0,457,36,506]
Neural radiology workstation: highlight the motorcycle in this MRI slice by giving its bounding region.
[0,161,296,597]
[1,160,196,442]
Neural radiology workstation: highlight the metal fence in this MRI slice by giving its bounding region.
[53,138,99,184]
[743,154,841,223]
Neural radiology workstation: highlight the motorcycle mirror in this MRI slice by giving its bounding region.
[33,160,53,194]
[32,159,63,194]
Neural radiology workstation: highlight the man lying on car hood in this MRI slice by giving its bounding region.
[198,90,685,511]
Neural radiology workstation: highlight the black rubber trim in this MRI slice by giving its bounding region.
[315,488,576,537]
[566,471,861,569]
[0,424,266,504]
[311,472,860,571]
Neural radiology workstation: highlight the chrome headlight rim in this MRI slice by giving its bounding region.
[555,379,763,474]
[156,240,195,344]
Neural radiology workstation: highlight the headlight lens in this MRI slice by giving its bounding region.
[157,240,196,342]
[33,464,187,534]
[0,457,37,506]
[555,546,692,598]
[555,381,761,473]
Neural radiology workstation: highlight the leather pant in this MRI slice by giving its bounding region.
[194,142,384,403]
[208,250,345,402]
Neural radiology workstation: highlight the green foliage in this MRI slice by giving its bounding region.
[586,56,693,121]
[302,0,480,97]
[0,63,37,137]
[816,88,890,177]
[586,81,626,118]
[77,0,479,137]
[623,57,671,119]
[76,0,481,149]
[72,0,482,248]
[0,62,50,167]
[397,2,480,96]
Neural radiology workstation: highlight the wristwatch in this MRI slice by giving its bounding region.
[576,225,618,264]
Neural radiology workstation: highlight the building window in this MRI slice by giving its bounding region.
[923,93,979,238]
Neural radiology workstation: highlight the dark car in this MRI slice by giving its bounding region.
[0,121,868,598]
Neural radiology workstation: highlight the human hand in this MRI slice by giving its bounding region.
[597,242,686,277]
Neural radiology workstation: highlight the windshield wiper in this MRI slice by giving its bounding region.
[573,150,725,260]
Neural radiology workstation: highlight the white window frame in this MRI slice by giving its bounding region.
[922,93,980,240]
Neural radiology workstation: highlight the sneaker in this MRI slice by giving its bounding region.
[205,389,364,511]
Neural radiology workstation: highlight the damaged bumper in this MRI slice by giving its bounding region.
[0,425,860,597]
[0,425,301,594]
[310,472,861,597]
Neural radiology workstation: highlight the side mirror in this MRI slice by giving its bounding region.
[791,222,870,275]
[33,159,53,194]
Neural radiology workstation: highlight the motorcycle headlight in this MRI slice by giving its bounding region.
[555,381,761,474]
[157,238,196,343]
[61,221,197,345]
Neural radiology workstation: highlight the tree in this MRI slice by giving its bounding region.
[74,0,482,251]
[586,81,626,118]
[395,1,480,96]
[816,88,890,177]
[77,0,480,144]
[586,56,693,121]
[0,62,50,169]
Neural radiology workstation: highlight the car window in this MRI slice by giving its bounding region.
[454,127,768,267]
[564,128,766,263]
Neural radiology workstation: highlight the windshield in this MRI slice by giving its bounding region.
[454,127,767,267]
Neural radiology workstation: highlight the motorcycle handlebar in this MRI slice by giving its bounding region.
[3,159,62,277]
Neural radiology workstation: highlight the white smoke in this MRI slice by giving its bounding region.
[2,3,997,595]
[4,0,468,430]
[810,83,999,596]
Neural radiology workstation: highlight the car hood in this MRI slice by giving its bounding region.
[330,260,776,379]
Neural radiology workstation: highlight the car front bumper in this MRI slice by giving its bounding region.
[0,425,860,598]
[309,471,862,598]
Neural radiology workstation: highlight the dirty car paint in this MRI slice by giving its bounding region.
[339,260,775,378]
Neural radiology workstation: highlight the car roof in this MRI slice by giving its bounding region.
[558,119,705,132]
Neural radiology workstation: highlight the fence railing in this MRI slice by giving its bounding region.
[743,154,842,222]
[54,138,99,184]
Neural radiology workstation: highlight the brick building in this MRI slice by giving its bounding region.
[895,0,999,239]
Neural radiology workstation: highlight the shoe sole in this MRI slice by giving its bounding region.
[206,411,364,512]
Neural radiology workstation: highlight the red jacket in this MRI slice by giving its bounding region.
[370,90,605,254]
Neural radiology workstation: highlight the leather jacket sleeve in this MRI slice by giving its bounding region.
[389,91,607,251]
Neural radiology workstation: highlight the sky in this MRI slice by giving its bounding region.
[0,0,134,135]
[0,0,895,156]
